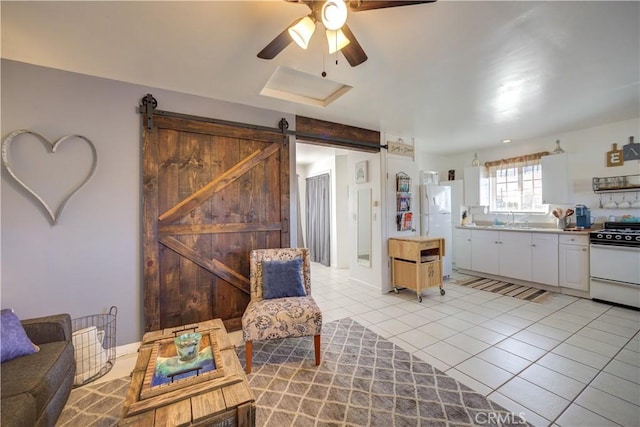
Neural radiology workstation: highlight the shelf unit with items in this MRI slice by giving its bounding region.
[592,174,640,193]
[396,172,413,231]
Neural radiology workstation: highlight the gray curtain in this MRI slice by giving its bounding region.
[306,174,331,266]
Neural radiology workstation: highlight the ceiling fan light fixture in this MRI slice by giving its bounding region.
[288,16,316,49]
[326,28,350,54]
[321,0,348,31]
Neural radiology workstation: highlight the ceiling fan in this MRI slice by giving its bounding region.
[257,0,436,67]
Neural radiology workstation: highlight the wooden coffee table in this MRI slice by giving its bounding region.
[119,319,255,426]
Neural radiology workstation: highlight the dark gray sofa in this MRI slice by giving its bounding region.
[1,314,76,427]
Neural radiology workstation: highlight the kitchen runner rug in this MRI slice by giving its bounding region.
[456,276,552,303]
[58,318,530,427]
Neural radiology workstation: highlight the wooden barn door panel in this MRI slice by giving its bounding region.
[143,111,289,332]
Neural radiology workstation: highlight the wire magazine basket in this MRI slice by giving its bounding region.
[71,306,117,387]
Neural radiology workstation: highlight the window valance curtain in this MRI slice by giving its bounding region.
[484,151,549,212]
[484,151,549,167]
[484,151,549,176]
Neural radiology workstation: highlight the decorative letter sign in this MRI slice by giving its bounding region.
[606,143,624,167]
[622,136,640,161]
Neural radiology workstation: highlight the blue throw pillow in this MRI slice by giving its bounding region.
[1,309,38,362]
[262,258,307,299]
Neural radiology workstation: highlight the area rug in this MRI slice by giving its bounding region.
[56,376,129,426]
[58,318,529,426]
[456,276,551,303]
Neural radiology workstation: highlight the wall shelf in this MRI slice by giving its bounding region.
[396,172,413,231]
[593,174,640,193]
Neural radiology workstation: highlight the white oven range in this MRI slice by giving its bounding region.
[589,222,640,309]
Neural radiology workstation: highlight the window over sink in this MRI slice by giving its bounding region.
[486,152,548,213]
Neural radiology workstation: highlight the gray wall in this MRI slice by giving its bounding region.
[1,59,294,345]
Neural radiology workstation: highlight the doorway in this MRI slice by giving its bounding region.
[306,173,331,266]
[295,143,350,269]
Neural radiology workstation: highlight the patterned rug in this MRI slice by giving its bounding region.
[56,377,129,426]
[455,276,552,303]
[58,318,529,426]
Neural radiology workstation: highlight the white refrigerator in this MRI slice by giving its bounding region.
[420,184,452,278]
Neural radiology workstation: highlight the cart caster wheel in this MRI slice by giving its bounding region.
[440,288,446,296]
[393,287,399,294]
[418,296,423,303]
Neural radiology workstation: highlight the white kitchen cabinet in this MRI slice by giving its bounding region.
[471,229,500,275]
[500,232,533,282]
[532,233,559,286]
[542,153,573,205]
[467,228,560,285]
[454,228,472,270]
[464,167,489,206]
[559,234,589,291]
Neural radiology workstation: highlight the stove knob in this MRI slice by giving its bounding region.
[636,236,640,242]
[625,235,632,240]
[615,235,622,240]
[597,233,604,238]
[605,234,612,239]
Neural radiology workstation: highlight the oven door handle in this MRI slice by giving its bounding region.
[590,244,640,253]
[591,276,639,287]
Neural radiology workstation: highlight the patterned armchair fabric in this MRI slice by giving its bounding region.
[242,248,322,343]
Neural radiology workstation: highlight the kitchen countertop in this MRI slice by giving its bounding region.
[456,224,592,235]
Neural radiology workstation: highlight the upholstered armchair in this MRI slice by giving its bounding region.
[241,248,322,373]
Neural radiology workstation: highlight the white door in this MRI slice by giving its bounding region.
[559,244,589,290]
[532,234,559,286]
[500,232,532,281]
[471,230,500,275]
[454,228,472,270]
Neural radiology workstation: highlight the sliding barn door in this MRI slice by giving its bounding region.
[142,112,290,332]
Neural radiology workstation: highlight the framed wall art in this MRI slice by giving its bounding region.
[355,161,368,184]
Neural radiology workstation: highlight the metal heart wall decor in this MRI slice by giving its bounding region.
[2,130,97,225]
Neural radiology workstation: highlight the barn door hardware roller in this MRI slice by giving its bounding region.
[139,94,158,132]
[278,118,289,147]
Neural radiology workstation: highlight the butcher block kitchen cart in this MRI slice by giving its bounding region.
[389,236,446,302]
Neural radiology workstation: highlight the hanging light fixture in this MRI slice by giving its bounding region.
[321,0,348,31]
[288,15,316,49]
[552,139,565,154]
[326,28,350,54]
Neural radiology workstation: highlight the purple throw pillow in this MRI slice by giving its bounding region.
[1,309,38,362]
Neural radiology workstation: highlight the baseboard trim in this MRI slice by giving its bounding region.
[116,342,141,358]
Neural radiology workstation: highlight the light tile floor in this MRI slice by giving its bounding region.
[99,263,640,427]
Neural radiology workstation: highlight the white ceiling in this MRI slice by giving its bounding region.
[2,1,639,156]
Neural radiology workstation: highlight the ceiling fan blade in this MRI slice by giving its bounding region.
[340,24,368,67]
[348,0,436,12]
[257,19,300,60]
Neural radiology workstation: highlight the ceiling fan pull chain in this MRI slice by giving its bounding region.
[321,46,327,78]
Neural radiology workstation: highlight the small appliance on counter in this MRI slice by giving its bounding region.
[575,204,593,229]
